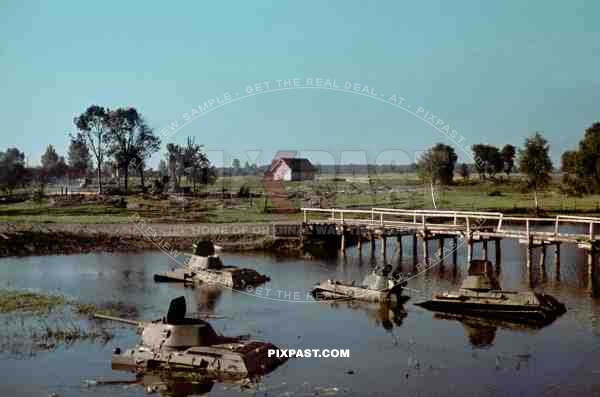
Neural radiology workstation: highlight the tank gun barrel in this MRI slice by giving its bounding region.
[93,313,143,326]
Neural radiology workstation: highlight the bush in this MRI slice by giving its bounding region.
[488,190,503,197]
[151,179,164,195]
[237,184,250,198]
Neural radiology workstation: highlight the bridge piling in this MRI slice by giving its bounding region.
[555,243,561,280]
[396,235,403,257]
[467,240,473,262]
[540,244,547,275]
[495,239,502,266]
[526,237,534,269]
[482,240,488,260]
[452,237,458,265]
[412,235,418,264]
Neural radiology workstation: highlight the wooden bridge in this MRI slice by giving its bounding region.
[301,207,600,274]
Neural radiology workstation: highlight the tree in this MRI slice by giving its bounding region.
[472,144,503,179]
[417,143,458,208]
[39,145,68,186]
[68,133,91,179]
[560,150,585,194]
[74,105,108,193]
[163,140,215,191]
[104,107,161,192]
[500,144,516,177]
[41,145,59,171]
[574,122,600,192]
[417,143,458,186]
[518,132,553,209]
[182,137,215,190]
[158,159,168,177]
[232,158,241,175]
[0,148,26,194]
[166,143,181,189]
[457,163,470,181]
[132,122,161,190]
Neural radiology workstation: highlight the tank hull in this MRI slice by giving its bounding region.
[311,281,404,303]
[111,341,286,377]
[154,267,270,289]
[415,289,566,325]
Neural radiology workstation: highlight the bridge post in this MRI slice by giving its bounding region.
[340,226,346,254]
[467,240,473,262]
[438,238,444,263]
[588,246,597,277]
[381,236,387,258]
[540,244,547,277]
[357,237,362,254]
[495,239,501,267]
[452,237,458,265]
[370,233,375,257]
[554,243,561,281]
[396,235,403,257]
[422,238,429,264]
[482,240,488,260]
[527,237,533,269]
[412,234,418,267]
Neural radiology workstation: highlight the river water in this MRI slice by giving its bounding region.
[1,235,600,396]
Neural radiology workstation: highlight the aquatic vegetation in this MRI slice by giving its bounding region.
[72,301,138,319]
[0,289,121,357]
[0,289,65,314]
[29,320,113,351]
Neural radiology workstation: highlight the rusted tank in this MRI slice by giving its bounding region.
[154,241,270,289]
[311,264,407,303]
[415,260,566,325]
[95,296,287,377]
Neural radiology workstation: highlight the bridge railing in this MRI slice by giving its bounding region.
[301,208,600,241]
[301,207,505,232]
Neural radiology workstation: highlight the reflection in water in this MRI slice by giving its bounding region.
[192,286,222,314]
[100,371,268,397]
[433,313,541,349]
[327,300,409,331]
[140,372,214,397]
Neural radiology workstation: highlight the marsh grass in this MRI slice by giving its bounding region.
[0,290,66,314]
[0,289,121,356]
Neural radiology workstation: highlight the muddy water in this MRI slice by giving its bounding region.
[1,235,600,396]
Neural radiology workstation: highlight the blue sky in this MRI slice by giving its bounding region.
[1,0,599,168]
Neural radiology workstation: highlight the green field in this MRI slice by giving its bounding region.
[1,173,600,224]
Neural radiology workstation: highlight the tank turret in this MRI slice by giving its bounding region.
[460,259,500,291]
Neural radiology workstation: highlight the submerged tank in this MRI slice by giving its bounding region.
[415,260,566,325]
[311,264,407,303]
[154,241,270,289]
[95,296,287,377]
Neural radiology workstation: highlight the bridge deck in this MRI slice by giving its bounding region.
[302,208,600,248]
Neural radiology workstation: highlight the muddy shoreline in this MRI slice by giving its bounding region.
[0,223,306,258]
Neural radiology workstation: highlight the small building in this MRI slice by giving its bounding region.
[266,158,315,181]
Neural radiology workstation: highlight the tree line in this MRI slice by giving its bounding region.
[0,105,216,195]
[417,131,556,207]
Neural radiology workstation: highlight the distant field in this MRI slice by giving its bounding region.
[1,173,600,224]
